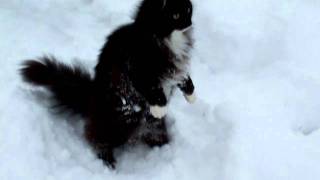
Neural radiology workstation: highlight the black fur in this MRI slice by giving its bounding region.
[21,57,93,117]
[20,0,195,169]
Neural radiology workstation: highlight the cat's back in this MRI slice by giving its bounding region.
[100,23,157,60]
[103,23,136,52]
[96,23,161,80]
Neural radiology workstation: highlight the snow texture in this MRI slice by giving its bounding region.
[1,0,320,179]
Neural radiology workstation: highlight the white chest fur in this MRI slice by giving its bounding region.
[165,30,190,60]
[162,29,192,98]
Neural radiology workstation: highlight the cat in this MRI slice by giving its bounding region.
[21,0,195,168]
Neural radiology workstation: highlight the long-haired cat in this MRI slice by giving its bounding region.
[21,0,195,168]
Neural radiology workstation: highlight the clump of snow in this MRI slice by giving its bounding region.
[1,0,320,180]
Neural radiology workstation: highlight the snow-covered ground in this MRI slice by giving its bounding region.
[1,0,320,179]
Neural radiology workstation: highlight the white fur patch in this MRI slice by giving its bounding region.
[162,29,193,100]
[162,0,167,8]
[162,78,177,99]
[184,93,196,104]
[165,30,189,60]
[161,29,193,100]
[150,105,167,119]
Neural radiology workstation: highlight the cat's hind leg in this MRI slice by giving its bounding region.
[140,114,170,147]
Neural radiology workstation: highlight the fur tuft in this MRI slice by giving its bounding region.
[21,56,93,117]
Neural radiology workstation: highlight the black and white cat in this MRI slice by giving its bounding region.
[21,0,195,168]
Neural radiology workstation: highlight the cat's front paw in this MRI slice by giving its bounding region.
[184,93,196,104]
[150,105,167,119]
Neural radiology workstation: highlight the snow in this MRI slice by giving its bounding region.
[1,0,320,179]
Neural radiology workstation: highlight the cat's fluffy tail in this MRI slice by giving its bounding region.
[20,56,93,117]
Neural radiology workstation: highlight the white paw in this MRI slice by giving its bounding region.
[184,93,196,104]
[150,105,167,119]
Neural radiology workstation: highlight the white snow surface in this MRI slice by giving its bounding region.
[1,0,320,179]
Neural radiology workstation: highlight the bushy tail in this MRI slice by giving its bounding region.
[20,56,93,117]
